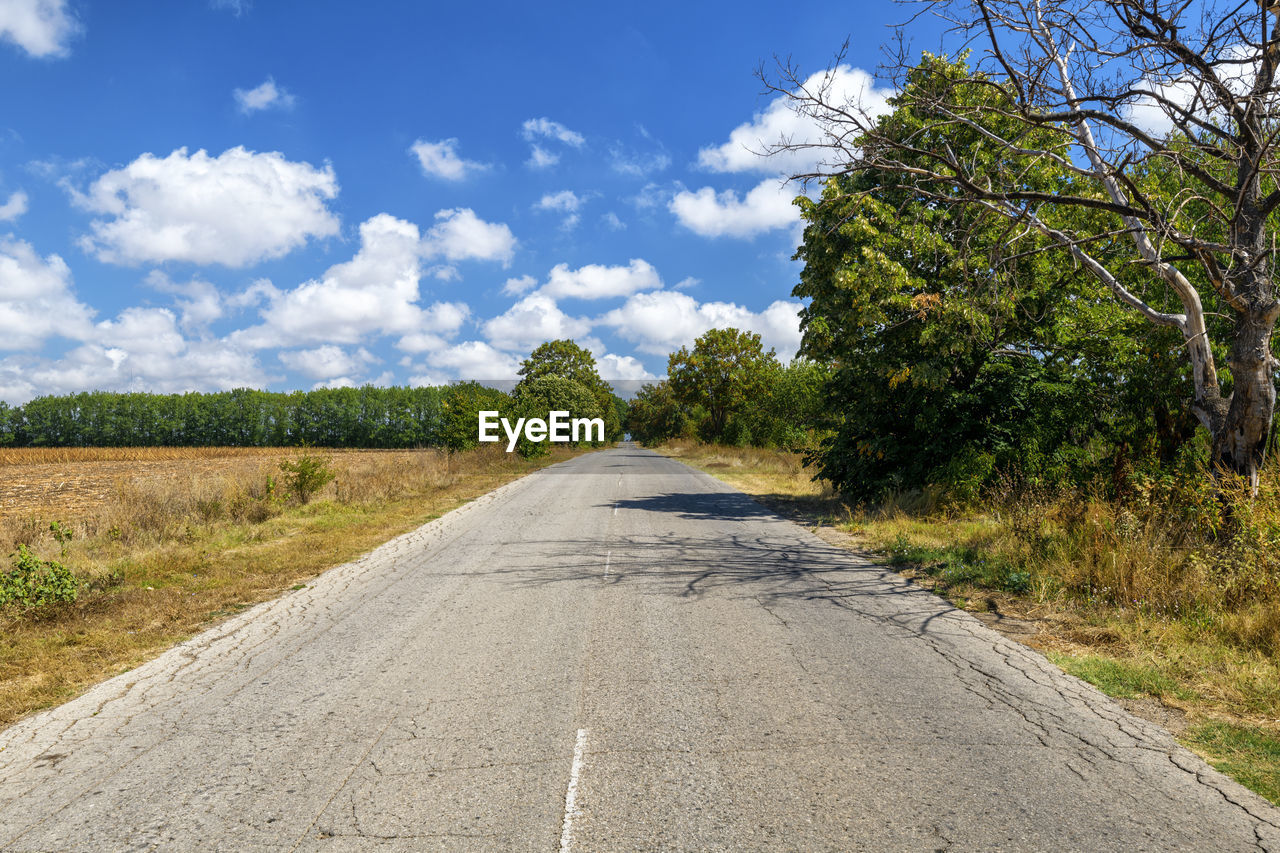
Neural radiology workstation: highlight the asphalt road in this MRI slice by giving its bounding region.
[1,446,1278,852]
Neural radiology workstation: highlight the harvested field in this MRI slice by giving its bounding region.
[0,447,433,520]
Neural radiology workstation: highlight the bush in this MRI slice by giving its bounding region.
[279,453,336,504]
[1,545,79,609]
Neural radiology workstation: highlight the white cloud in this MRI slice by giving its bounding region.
[409,138,489,181]
[237,213,424,347]
[697,65,893,175]
[669,178,798,238]
[422,340,521,379]
[483,293,591,353]
[0,190,27,221]
[422,207,516,265]
[522,117,585,147]
[501,274,538,297]
[535,190,582,214]
[0,235,94,350]
[526,145,559,169]
[145,270,224,333]
[0,0,76,58]
[73,146,339,267]
[396,301,470,353]
[279,345,377,380]
[596,353,655,380]
[0,308,270,403]
[535,190,583,229]
[598,291,803,359]
[522,118,584,169]
[601,211,626,231]
[234,77,295,114]
[541,258,661,301]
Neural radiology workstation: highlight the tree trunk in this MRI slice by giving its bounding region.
[1212,312,1278,492]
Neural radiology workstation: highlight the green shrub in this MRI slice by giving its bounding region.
[279,453,336,504]
[1,546,79,609]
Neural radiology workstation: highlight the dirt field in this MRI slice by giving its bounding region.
[0,447,413,519]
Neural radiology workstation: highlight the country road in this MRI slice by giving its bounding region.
[0,446,1277,852]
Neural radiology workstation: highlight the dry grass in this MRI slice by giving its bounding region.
[0,444,588,729]
[664,441,1280,804]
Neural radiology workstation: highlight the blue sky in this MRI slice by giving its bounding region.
[0,0,945,401]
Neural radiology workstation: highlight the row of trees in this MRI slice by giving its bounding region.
[0,342,627,451]
[625,328,830,450]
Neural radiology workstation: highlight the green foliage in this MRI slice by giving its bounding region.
[440,382,512,451]
[278,452,336,504]
[626,381,695,445]
[668,328,782,443]
[5,385,451,449]
[793,53,1200,502]
[0,546,79,609]
[516,339,622,440]
[48,520,73,557]
[511,376,604,457]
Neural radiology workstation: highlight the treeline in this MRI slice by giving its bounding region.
[0,386,480,449]
[0,340,629,452]
[625,328,829,451]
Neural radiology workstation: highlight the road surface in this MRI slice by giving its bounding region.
[1,446,1277,851]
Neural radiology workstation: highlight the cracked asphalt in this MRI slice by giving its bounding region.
[1,445,1278,851]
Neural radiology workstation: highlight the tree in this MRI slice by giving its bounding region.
[515,340,622,440]
[791,56,1200,499]
[668,328,781,442]
[766,1,1280,490]
[625,381,695,445]
[511,375,604,456]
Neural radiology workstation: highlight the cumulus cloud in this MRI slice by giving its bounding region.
[0,190,27,221]
[396,301,471,353]
[234,77,295,114]
[540,258,661,301]
[0,0,77,58]
[697,65,893,175]
[145,270,223,333]
[0,309,270,404]
[535,190,584,229]
[501,274,538,297]
[422,207,516,265]
[598,291,803,359]
[73,147,339,267]
[237,213,424,347]
[669,178,799,238]
[421,340,521,380]
[483,293,591,353]
[0,235,94,350]
[596,353,655,380]
[409,138,489,181]
[279,345,377,380]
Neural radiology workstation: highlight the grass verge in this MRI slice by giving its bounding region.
[660,440,1280,805]
[0,445,587,730]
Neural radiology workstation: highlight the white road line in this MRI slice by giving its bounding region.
[559,728,588,852]
[603,550,611,580]
[613,503,618,517]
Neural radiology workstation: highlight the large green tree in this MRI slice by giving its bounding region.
[769,2,1280,490]
[792,55,1198,499]
[667,328,781,443]
[515,340,621,440]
